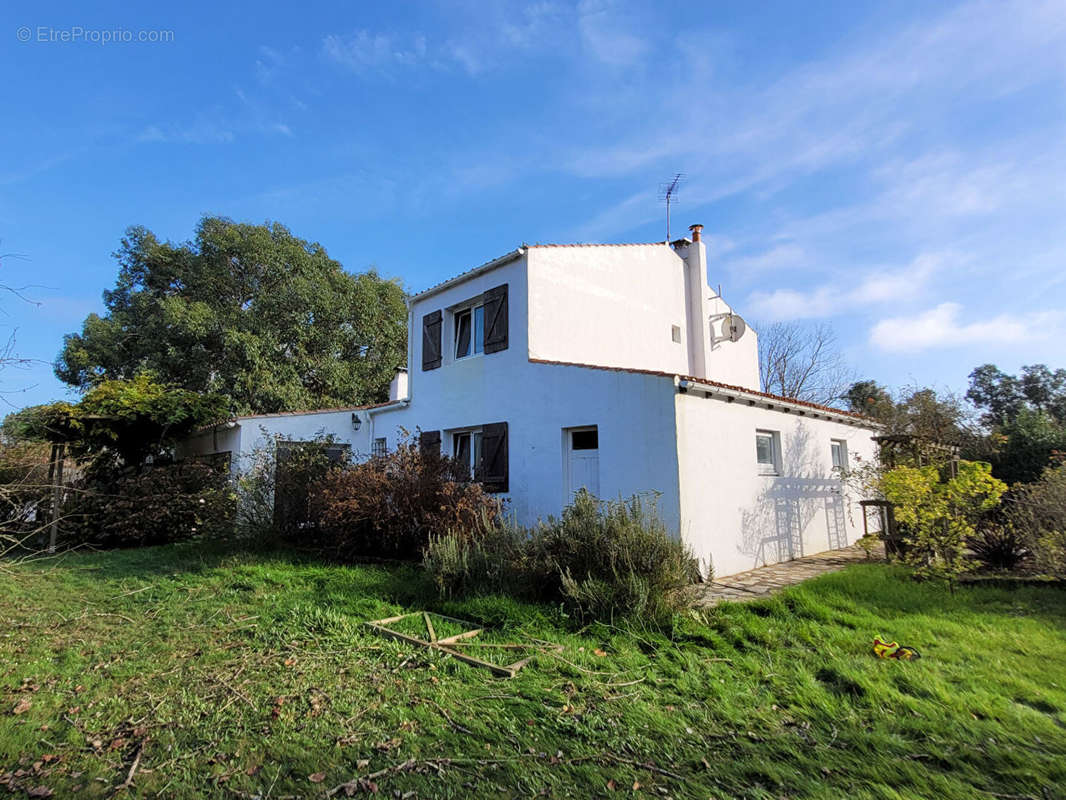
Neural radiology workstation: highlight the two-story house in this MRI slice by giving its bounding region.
[180,225,879,577]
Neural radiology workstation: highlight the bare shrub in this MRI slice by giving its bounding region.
[310,435,501,561]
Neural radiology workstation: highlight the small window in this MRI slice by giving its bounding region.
[671,324,682,343]
[372,437,387,457]
[452,430,483,478]
[571,428,598,450]
[454,305,485,359]
[756,430,780,475]
[831,439,848,471]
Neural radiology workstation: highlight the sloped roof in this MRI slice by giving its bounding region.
[527,358,873,423]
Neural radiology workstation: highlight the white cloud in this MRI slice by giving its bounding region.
[745,252,948,321]
[321,30,429,74]
[869,302,1060,353]
[137,121,235,144]
[576,0,648,67]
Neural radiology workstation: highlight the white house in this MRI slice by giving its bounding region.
[179,225,879,578]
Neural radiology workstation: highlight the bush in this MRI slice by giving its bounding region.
[1008,464,1066,578]
[424,490,699,626]
[66,459,234,548]
[0,441,55,554]
[879,461,1007,590]
[309,436,501,561]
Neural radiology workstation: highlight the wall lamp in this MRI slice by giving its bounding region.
[351,413,362,431]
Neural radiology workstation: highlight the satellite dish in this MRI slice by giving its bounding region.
[723,313,747,343]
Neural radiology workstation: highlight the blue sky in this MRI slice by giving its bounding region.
[2,0,1065,411]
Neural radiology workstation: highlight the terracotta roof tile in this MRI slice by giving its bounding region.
[235,400,398,421]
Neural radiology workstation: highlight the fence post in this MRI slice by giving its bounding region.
[48,443,65,554]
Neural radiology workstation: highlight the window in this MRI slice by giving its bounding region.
[571,428,598,450]
[452,429,483,479]
[756,430,780,475]
[831,439,848,471]
[454,305,485,359]
[671,324,682,343]
[372,437,387,457]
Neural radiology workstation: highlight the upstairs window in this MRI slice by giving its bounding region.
[455,305,485,359]
[756,430,781,476]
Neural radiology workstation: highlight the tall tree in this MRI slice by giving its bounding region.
[967,363,1066,426]
[844,380,895,421]
[758,321,854,407]
[56,218,408,415]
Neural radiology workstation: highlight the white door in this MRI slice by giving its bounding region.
[567,427,600,499]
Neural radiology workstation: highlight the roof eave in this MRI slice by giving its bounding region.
[677,378,879,428]
[408,247,526,305]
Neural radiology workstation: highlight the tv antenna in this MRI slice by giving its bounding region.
[658,173,684,242]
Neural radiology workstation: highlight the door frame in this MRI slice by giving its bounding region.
[562,425,600,507]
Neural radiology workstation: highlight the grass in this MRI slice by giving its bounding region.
[1,544,1064,799]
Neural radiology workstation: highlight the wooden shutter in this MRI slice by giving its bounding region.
[421,310,442,370]
[478,422,508,493]
[482,284,508,354]
[419,429,441,457]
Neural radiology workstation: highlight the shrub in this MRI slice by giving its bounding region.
[1008,464,1066,578]
[310,435,500,561]
[879,460,1007,590]
[0,441,55,554]
[423,511,525,598]
[66,459,234,548]
[424,490,700,626]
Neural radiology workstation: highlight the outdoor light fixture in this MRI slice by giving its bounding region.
[351,413,361,431]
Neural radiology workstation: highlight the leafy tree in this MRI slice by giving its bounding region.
[967,363,1066,426]
[844,380,895,420]
[56,217,407,414]
[5,375,228,471]
[991,408,1066,485]
[845,381,972,442]
[967,364,1066,483]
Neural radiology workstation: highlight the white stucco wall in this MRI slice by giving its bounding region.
[674,391,878,577]
[525,243,760,390]
[527,244,692,375]
[706,295,761,390]
[176,425,243,470]
[370,360,683,534]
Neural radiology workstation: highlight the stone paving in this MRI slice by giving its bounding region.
[695,541,883,607]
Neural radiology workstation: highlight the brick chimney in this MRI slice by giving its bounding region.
[688,223,703,243]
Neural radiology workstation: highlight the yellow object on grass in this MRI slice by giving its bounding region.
[873,636,921,660]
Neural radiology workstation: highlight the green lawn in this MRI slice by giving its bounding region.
[1,545,1064,799]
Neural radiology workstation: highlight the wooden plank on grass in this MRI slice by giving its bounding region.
[435,628,483,645]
